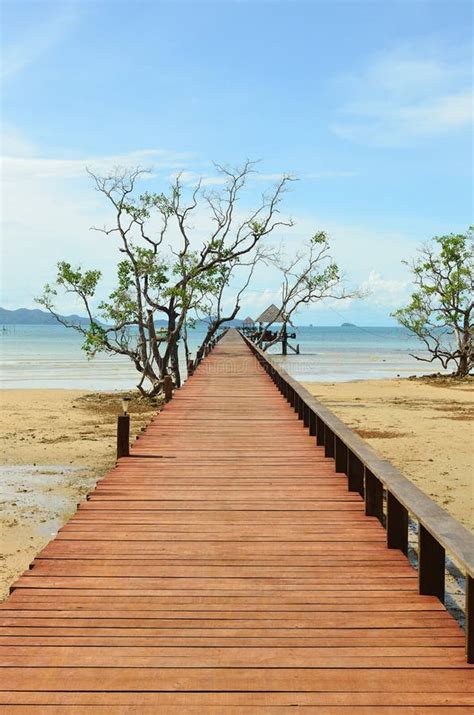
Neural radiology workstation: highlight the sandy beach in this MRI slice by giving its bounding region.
[0,390,158,600]
[1,378,473,600]
[304,377,474,531]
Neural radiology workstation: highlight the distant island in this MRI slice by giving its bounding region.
[341,322,357,327]
[0,307,93,326]
[0,307,247,328]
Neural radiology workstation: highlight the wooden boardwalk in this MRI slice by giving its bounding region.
[0,330,472,713]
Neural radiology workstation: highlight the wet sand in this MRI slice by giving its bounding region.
[0,390,158,599]
[304,376,474,531]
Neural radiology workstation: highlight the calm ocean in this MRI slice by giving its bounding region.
[0,324,442,390]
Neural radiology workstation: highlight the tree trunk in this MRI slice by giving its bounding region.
[456,352,469,378]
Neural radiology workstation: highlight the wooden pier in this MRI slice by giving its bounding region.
[0,329,473,712]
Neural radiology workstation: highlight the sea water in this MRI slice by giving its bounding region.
[0,324,442,390]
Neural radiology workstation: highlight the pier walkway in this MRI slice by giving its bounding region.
[0,330,472,712]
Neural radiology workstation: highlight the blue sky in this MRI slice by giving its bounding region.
[1,0,472,325]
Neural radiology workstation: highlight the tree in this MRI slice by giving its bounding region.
[392,229,473,378]
[256,231,356,350]
[37,163,294,396]
[189,247,266,365]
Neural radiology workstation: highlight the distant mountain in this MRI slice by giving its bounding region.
[0,308,247,328]
[341,322,357,327]
[0,307,95,326]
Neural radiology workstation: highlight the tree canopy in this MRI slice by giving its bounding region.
[393,229,473,377]
[37,163,352,395]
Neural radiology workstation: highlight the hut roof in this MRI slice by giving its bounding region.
[242,316,255,325]
[255,304,284,324]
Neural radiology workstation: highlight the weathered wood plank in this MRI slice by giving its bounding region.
[0,329,471,707]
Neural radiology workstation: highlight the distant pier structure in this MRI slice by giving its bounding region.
[241,316,255,336]
[241,304,299,355]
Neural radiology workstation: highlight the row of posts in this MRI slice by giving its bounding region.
[116,331,226,459]
[245,334,473,664]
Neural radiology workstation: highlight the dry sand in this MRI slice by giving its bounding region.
[304,377,474,531]
[1,379,473,600]
[0,390,158,599]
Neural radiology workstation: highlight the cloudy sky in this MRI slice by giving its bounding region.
[1,0,472,325]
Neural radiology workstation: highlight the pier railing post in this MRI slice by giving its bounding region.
[419,525,445,602]
[316,416,325,446]
[467,576,473,664]
[387,492,408,555]
[116,414,130,458]
[347,451,364,496]
[335,437,348,474]
[303,403,310,429]
[324,426,335,458]
[365,469,384,524]
[163,374,173,403]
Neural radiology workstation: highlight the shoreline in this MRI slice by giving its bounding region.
[1,377,472,600]
[0,389,158,600]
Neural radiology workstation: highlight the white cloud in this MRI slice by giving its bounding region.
[359,270,410,309]
[0,128,407,317]
[0,125,37,157]
[1,2,79,81]
[0,138,192,311]
[3,149,191,181]
[167,169,356,188]
[331,46,473,146]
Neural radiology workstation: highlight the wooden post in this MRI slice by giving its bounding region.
[303,402,310,428]
[316,416,325,446]
[387,492,408,555]
[335,437,347,474]
[187,359,194,377]
[298,396,304,420]
[419,525,445,602]
[309,410,316,437]
[365,469,384,524]
[467,575,473,664]
[324,427,335,458]
[288,387,294,408]
[282,322,288,356]
[163,374,173,403]
[116,415,130,458]
[348,451,364,496]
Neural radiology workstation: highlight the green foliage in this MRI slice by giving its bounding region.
[392,228,473,376]
[37,163,342,394]
[56,262,102,297]
[82,322,108,357]
[311,230,328,245]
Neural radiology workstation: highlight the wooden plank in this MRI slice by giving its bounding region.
[0,329,471,707]
[1,667,473,691]
[1,693,474,711]
[0,645,469,667]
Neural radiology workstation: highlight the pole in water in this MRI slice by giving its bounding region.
[282,322,288,356]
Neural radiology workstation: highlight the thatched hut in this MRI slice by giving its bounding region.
[255,304,283,325]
